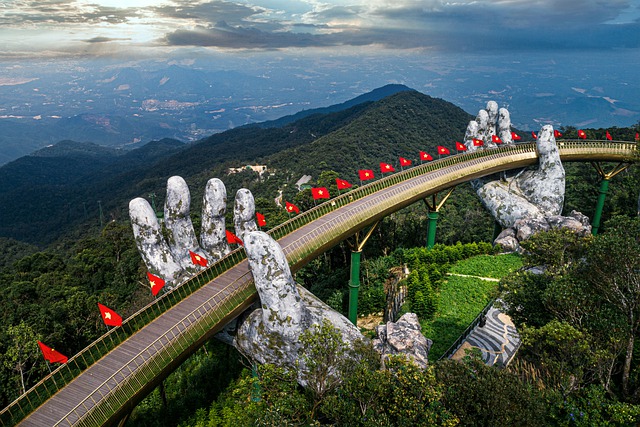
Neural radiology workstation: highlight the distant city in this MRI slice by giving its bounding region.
[0,49,638,165]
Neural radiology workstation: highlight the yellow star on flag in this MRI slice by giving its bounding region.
[365,172,370,177]
[105,312,111,319]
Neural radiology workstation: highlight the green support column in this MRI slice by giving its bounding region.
[423,187,455,249]
[346,222,378,326]
[591,178,610,236]
[589,162,630,236]
[426,211,439,249]
[348,250,362,325]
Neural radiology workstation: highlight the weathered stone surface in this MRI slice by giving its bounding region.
[463,102,592,251]
[233,188,258,242]
[515,125,565,216]
[235,231,363,385]
[200,178,230,260]
[498,108,513,144]
[476,109,491,147]
[372,313,432,369]
[129,197,184,285]
[494,228,519,253]
[569,210,592,229]
[164,176,205,269]
[464,120,480,152]
[476,180,546,228]
[515,217,551,242]
[548,215,591,236]
[486,101,499,140]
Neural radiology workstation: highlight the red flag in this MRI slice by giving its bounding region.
[147,272,165,296]
[606,131,612,141]
[311,187,330,200]
[455,141,467,151]
[437,146,450,155]
[256,212,266,227]
[399,157,412,167]
[511,132,521,141]
[285,201,300,214]
[578,129,587,139]
[189,250,208,267]
[97,303,122,327]
[420,151,433,161]
[359,169,375,181]
[380,162,395,173]
[473,138,484,147]
[491,135,503,144]
[335,178,352,190]
[38,341,68,364]
[226,230,243,246]
[531,131,537,140]
[636,132,639,141]
[554,129,563,138]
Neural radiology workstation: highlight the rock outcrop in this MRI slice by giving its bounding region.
[373,313,432,369]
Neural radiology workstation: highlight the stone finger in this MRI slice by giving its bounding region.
[129,197,183,284]
[164,176,206,268]
[200,178,231,261]
[233,188,258,242]
[243,231,303,339]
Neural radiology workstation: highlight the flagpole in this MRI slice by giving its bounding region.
[46,361,52,374]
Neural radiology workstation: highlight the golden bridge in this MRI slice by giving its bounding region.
[1,140,637,427]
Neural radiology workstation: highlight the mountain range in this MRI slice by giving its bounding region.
[0,86,482,245]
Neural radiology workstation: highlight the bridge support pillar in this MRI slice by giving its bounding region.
[348,250,362,325]
[426,211,439,249]
[423,187,455,249]
[347,221,379,325]
[591,162,630,235]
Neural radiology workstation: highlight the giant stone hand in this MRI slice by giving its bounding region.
[464,101,591,251]
[130,177,432,384]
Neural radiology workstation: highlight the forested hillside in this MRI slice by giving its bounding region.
[0,89,476,245]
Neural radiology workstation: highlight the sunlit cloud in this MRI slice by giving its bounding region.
[0,0,638,57]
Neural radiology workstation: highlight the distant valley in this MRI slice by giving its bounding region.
[0,50,638,165]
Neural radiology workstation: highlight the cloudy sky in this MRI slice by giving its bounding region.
[1,0,639,58]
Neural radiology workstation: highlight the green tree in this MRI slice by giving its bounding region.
[3,321,43,396]
[581,217,640,397]
[298,319,348,417]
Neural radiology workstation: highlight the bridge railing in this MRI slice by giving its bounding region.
[1,140,636,426]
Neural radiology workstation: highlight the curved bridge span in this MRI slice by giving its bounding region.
[3,141,638,427]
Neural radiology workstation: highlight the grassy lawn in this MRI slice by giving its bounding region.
[448,253,523,279]
[422,253,522,360]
